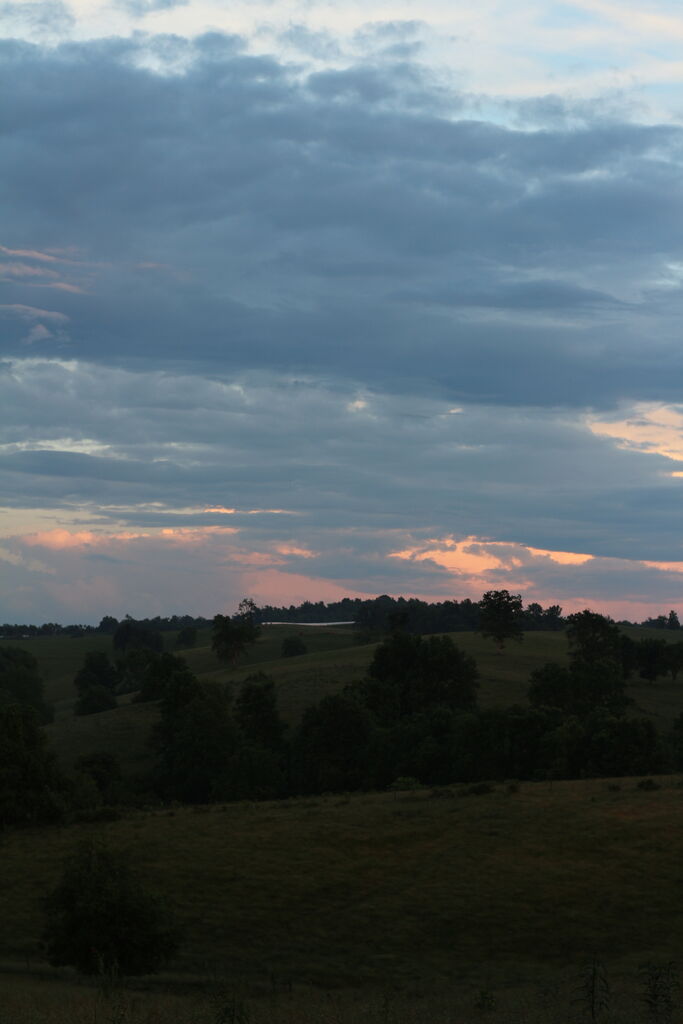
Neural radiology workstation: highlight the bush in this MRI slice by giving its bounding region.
[74,684,117,716]
[281,634,307,657]
[636,777,661,791]
[43,840,179,976]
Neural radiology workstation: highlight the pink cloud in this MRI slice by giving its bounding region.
[0,262,58,279]
[0,245,62,263]
[0,303,69,323]
[22,525,240,551]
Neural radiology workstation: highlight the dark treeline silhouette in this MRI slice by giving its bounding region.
[0,622,96,638]
[0,613,212,639]
[1,601,680,637]
[6,599,683,830]
[127,611,673,804]
[257,594,565,633]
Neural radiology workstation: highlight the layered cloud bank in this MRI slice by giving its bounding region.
[2,4,683,621]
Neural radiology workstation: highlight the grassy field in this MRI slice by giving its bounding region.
[33,626,683,779]
[3,777,683,1013]
[42,628,574,775]
[7,625,683,1020]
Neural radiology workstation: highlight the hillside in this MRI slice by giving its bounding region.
[34,625,683,778]
[3,777,683,990]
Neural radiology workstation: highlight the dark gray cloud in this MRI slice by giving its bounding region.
[2,358,683,565]
[2,34,683,409]
[3,31,683,619]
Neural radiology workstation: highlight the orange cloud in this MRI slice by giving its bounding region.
[275,543,317,558]
[391,536,593,575]
[588,403,683,462]
[643,559,683,574]
[526,546,593,565]
[204,506,294,515]
[391,540,503,574]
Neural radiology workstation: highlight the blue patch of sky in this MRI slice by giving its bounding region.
[539,3,607,30]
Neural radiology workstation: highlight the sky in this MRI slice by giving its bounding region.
[3,0,683,623]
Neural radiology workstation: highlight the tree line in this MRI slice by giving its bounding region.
[7,596,683,835]
[2,597,680,640]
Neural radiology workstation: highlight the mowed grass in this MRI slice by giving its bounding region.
[4,778,683,990]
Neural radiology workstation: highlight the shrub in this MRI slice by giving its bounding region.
[281,634,307,657]
[43,840,179,976]
[637,777,661,791]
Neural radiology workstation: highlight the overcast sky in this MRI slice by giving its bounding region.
[3,0,683,623]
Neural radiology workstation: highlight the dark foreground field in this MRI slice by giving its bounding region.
[3,775,683,1021]
[5,625,683,1021]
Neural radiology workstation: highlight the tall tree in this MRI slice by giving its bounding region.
[154,674,237,803]
[43,840,179,977]
[566,610,621,666]
[479,590,524,651]
[235,674,285,752]
[0,647,52,723]
[73,651,119,716]
[212,598,261,665]
[0,703,64,826]
[358,632,478,724]
[635,638,668,683]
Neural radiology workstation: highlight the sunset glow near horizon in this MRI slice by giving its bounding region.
[3,1,683,623]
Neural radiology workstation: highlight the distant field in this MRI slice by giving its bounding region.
[3,777,683,993]
[18,625,683,775]
[43,628,573,773]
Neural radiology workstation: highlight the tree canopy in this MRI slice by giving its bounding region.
[479,590,524,651]
[212,598,261,665]
[43,840,179,976]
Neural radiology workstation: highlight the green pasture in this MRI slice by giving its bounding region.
[3,777,683,993]
[17,626,683,776]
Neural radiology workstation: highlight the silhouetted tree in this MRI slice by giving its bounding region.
[133,653,194,704]
[358,632,478,724]
[212,599,261,665]
[566,610,621,666]
[479,590,524,651]
[294,694,375,793]
[43,840,179,976]
[154,675,237,803]
[636,638,668,683]
[665,641,683,681]
[113,619,163,655]
[97,615,119,634]
[235,674,285,752]
[0,703,64,826]
[529,659,628,718]
[175,626,197,649]
[73,652,119,715]
[0,646,52,723]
